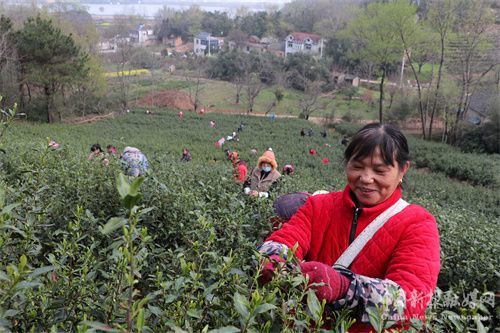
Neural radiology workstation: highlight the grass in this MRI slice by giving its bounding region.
[407,62,435,83]
[102,68,381,120]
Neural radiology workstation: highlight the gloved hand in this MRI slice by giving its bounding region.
[258,254,286,285]
[300,261,350,302]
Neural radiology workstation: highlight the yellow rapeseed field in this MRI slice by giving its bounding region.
[104,69,150,78]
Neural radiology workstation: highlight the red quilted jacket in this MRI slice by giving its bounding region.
[266,186,440,332]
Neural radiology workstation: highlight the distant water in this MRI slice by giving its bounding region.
[82,3,277,17]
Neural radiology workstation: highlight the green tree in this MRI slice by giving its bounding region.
[0,16,17,108]
[284,53,329,91]
[102,14,142,40]
[0,16,13,74]
[281,0,319,32]
[447,0,497,143]
[208,48,249,104]
[344,2,405,122]
[266,11,292,39]
[14,15,89,123]
[389,0,431,138]
[73,56,107,116]
[201,11,233,37]
[237,12,270,38]
[207,49,247,82]
[424,0,455,140]
[155,6,203,41]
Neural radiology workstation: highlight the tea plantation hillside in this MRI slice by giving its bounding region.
[0,109,498,332]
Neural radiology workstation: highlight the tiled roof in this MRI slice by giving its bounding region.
[195,31,211,39]
[289,32,322,43]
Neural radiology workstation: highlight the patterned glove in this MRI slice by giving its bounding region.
[258,254,285,285]
[300,261,350,302]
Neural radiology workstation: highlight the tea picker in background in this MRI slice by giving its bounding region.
[243,150,281,198]
[180,148,192,162]
[341,135,349,146]
[233,159,248,184]
[215,137,225,149]
[300,128,305,137]
[267,192,310,234]
[88,143,109,166]
[107,145,117,156]
[257,123,440,332]
[88,143,103,160]
[266,190,330,238]
[227,131,238,142]
[120,146,150,177]
[282,164,294,176]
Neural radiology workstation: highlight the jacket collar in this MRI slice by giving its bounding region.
[342,185,402,216]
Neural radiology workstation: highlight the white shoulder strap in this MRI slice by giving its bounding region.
[333,198,409,269]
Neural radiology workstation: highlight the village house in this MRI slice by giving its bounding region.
[193,32,223,56]
[227,35,285,58]
[97,40,117,53]
[465,89,497,125]
[284,32,324,58]
[332,72,360,87]
[129,24,156,46]
[162,34,183,48]
[97,35,131,54]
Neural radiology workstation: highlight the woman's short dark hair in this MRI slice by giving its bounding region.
[344,123,409,169]
[90,143,102,152]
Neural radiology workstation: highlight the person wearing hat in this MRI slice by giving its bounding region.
[244,150,281,198]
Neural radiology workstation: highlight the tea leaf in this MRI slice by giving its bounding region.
[208,327,240,333]
[30,266,56,278]
[100,217,127,235]
[233,292,250,319]
[254,303,277,314]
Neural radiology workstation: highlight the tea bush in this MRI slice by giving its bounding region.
[0,110,498,331]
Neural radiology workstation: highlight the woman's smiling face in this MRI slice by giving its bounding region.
[346,147,409,207]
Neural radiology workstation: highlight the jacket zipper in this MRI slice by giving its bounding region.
[349,207,362,245]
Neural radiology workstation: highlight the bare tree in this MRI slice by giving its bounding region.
[298,78,324,120]
[244,72,264,114]
[447,0,497,142]
[425,0,455,139]
[385,76,400,113]
[114,39,133,112]
[264,70,288,115]
[233,76,244,104]
[185,57,205,113]
[227,29,248,50]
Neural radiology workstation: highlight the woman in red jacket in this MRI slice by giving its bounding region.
[258,123,440,332]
